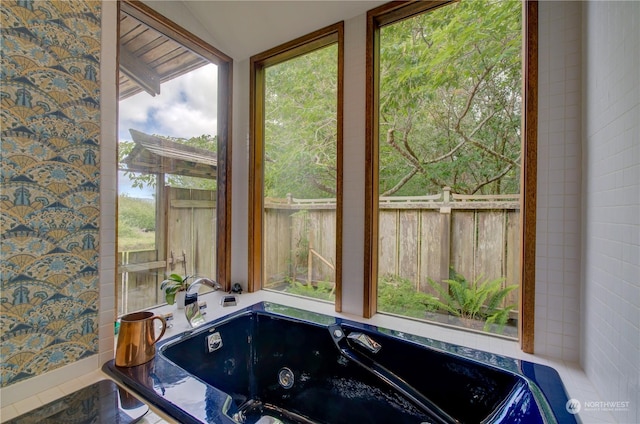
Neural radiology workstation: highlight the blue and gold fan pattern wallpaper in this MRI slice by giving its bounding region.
[1,0,101,387]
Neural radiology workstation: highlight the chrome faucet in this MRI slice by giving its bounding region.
[187,277,222,294]
[184,277,221,328]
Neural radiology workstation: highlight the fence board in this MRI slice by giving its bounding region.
[166,187,216,279]
[451,211,475,282]
[290,210,308,279]
[505,210,521,307]
[419,210,445,294]
[475,211,505,283]
[117,249,162,315]
[264,209,292,285]
[399,210,419,284]
[378,211,398,277]
[311,210,336,282]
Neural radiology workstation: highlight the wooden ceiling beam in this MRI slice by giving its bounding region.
[119,41,161,96]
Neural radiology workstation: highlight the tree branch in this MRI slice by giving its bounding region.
[386,128,424,172]
[423,139,465,165]
[471,164,515,194]
[381,166,420,196]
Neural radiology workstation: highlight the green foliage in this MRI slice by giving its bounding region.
[378,0,522,196]
[118,195,156,251]
[424,270,517,332]
[258,1,522,199]
[160,273,191,305]
[118,195,155,230]
[378,274,435,319]
[118,141,157,190]
[286,279,335,302]
[264,44,338,198]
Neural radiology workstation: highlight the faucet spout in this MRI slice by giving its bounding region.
[187,277,221,294]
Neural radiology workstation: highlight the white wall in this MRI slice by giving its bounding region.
[339,15,368,316]
[231,59,250,287]
[99,0,119,368]
[582,1,640,423]
[535,1,582,362]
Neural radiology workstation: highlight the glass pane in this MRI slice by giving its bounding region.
[377,0,522,337]
[262,44,338,303]
[118,61,218,315]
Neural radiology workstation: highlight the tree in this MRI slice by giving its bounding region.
[378,0,522,196]
[260,0,521,199]
[264,44,338,198]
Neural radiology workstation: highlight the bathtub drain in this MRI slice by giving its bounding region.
[278,367,294,389]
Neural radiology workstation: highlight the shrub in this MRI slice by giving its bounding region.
[425,269,517,332]
[378,274,434,319]
[286,279,335,301]
[118,195,156,231]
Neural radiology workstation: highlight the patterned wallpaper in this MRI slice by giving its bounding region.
[0,0,101,387]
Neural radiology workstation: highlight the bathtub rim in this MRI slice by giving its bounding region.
[104,301,576,424]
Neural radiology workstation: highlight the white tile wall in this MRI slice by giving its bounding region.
[535,1,582,363]
[341,14,367,316]
[99,0,118,370]
[582,1,640,423]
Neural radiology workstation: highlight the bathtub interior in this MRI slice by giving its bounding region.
[160,310,534,423]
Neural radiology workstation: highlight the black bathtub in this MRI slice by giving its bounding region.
[104,302,577,424]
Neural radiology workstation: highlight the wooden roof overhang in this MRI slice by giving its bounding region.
[123,129,217,179]
[119,8,210,100]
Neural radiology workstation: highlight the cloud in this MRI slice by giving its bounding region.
[119,64,219,141]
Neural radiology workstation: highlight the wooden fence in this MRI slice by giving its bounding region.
[118,187,520,314]
[117,187,216,315]
[264,188,520,305]
[117,249,163,315]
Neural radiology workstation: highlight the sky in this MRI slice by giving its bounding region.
[118,63,218,198]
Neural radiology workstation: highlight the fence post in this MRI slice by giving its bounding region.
[439,187,452,283]
[307,231,314,286]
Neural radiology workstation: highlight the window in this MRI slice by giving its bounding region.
[249,24,343,308]
[117,1,232,314]
[366,1,537,350]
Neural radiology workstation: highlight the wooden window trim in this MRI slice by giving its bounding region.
[520,0,538,354]
[364,1,538,353]
[118,0,233,289]
[249,23,344,312]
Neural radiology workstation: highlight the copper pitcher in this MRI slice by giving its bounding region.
[115,311,166,367]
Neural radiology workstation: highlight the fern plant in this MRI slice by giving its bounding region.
[425,270,517,332]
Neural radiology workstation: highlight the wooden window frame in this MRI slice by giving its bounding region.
[364,1,538,352]
[249,23,344,311]
[118,0,233,289]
